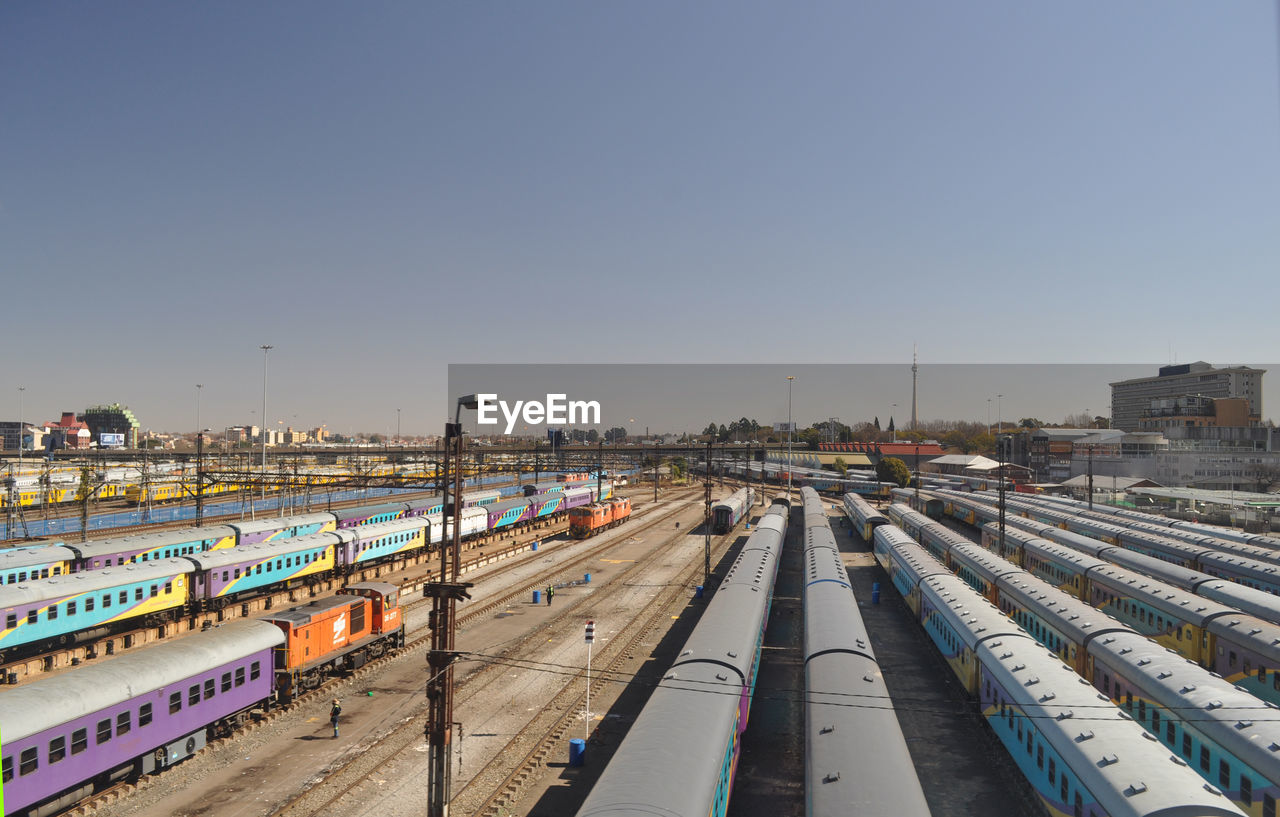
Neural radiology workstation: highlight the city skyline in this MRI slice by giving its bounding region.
[9,361,1280,439]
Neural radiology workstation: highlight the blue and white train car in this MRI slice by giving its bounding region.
[0,620,282,817]
[1,560,194,656]
[576,504,788,817]
[1,545,76,585]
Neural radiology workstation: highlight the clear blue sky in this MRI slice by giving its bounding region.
[5,2,1279,434]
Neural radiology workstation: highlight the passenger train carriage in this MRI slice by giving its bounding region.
[0,620,282,817]
[576,502,787,817]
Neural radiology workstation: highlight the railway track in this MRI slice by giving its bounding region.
[257,488,715,817]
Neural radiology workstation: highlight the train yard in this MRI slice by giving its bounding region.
[7,457,1280,817]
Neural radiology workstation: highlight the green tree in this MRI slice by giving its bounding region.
[876,456,911,488]
[832,456,848,476]
[1018,418,1042,429]
[671,457,688,481]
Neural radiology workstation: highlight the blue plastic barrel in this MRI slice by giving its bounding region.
[695,585,704,599]
[531,541,539,551]
[584,573,591,583]
[533,589,542,604]
[871,582,881,605]
[569,738,586,766]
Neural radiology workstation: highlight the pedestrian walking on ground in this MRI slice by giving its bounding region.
[546,585,554,606]
[330,698,342,738]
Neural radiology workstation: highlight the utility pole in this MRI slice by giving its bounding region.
[704,438,712,589]
[1087,445,1095,511]
[260,345,273,503]
[196,429,206,526]
[997,435,1008,556]
[424,396,476,817]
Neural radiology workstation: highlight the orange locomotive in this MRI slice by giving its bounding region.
[568,497,632,538]
[261,581,404,701]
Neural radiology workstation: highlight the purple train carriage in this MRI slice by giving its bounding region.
[0,620,282,817]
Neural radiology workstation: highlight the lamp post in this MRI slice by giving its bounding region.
[17,386,25,471]
[987,398,992,437]
[997,393,1004,435]
[891,403,898,443]
[196,384,203,436]
[786,376,795,497]
[396,408,401,445]
[259,345,273,501]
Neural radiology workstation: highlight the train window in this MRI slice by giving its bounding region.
[1151,709,1159,732]
[140,703,153,726]
[256,565,263,575]
[1048,758,1056,785]
[1166,720,1175,744]
[19,747,37,776]
[1219,760,1230,788]
[223,571,229,582]
[1025,731,1033,755]
[1230,651,1238,668]
[1036,744,1044,769]
[117,711,131,736]
[204,678,216,699]
[235,667,246,687]
[120,591,127,604]
[27,610,36,625]
[48,604,57,621]
[1200,745,1210,772]
[5,613,14,629]
[2,754,12,783]
[103,593,111,608]
[1242,776,1253,807]
[170,692,182,714]
[222,672,232,692]
[1175,628,1181,641]
[1125,692,1132,711]
[1060,775,1068,803]
[1264,792,1275,817]
[234,569,241,579]
[96,718,111,744]
[150,585,159,598]
[68,600,77,615]
[1245,659,1252,676]
[135,589,143,602]
[49,736,66,763]
[165,582,172,594]
[1183,732,1192,758]
[251,661,261,681]
[85,595,96,612]
[1138,700,1146,722]
[1260,666,1267,682]
[72,728,87,753]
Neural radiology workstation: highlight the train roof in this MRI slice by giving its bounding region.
[998,575,1130,644]
[349,517,426,539]
[1089,631,1280,778]
[0,620,284,742]
[1198,580,1280,626]
[227,512,335,535]
[333,502,406,521]
[260,593,358,627]
[68,525,237,559]
[1086,564,1236,625]
[0,559,195,604]
[0,544,78,569]
[184,534,337,568]
[976,634,1244,817]
[920,574,1027,649]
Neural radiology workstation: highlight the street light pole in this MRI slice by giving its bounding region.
[997,393,1004,436]
[260,346,272,502]
[396,408,401,445]
[17,386,25,472]
[786,376,795,497]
